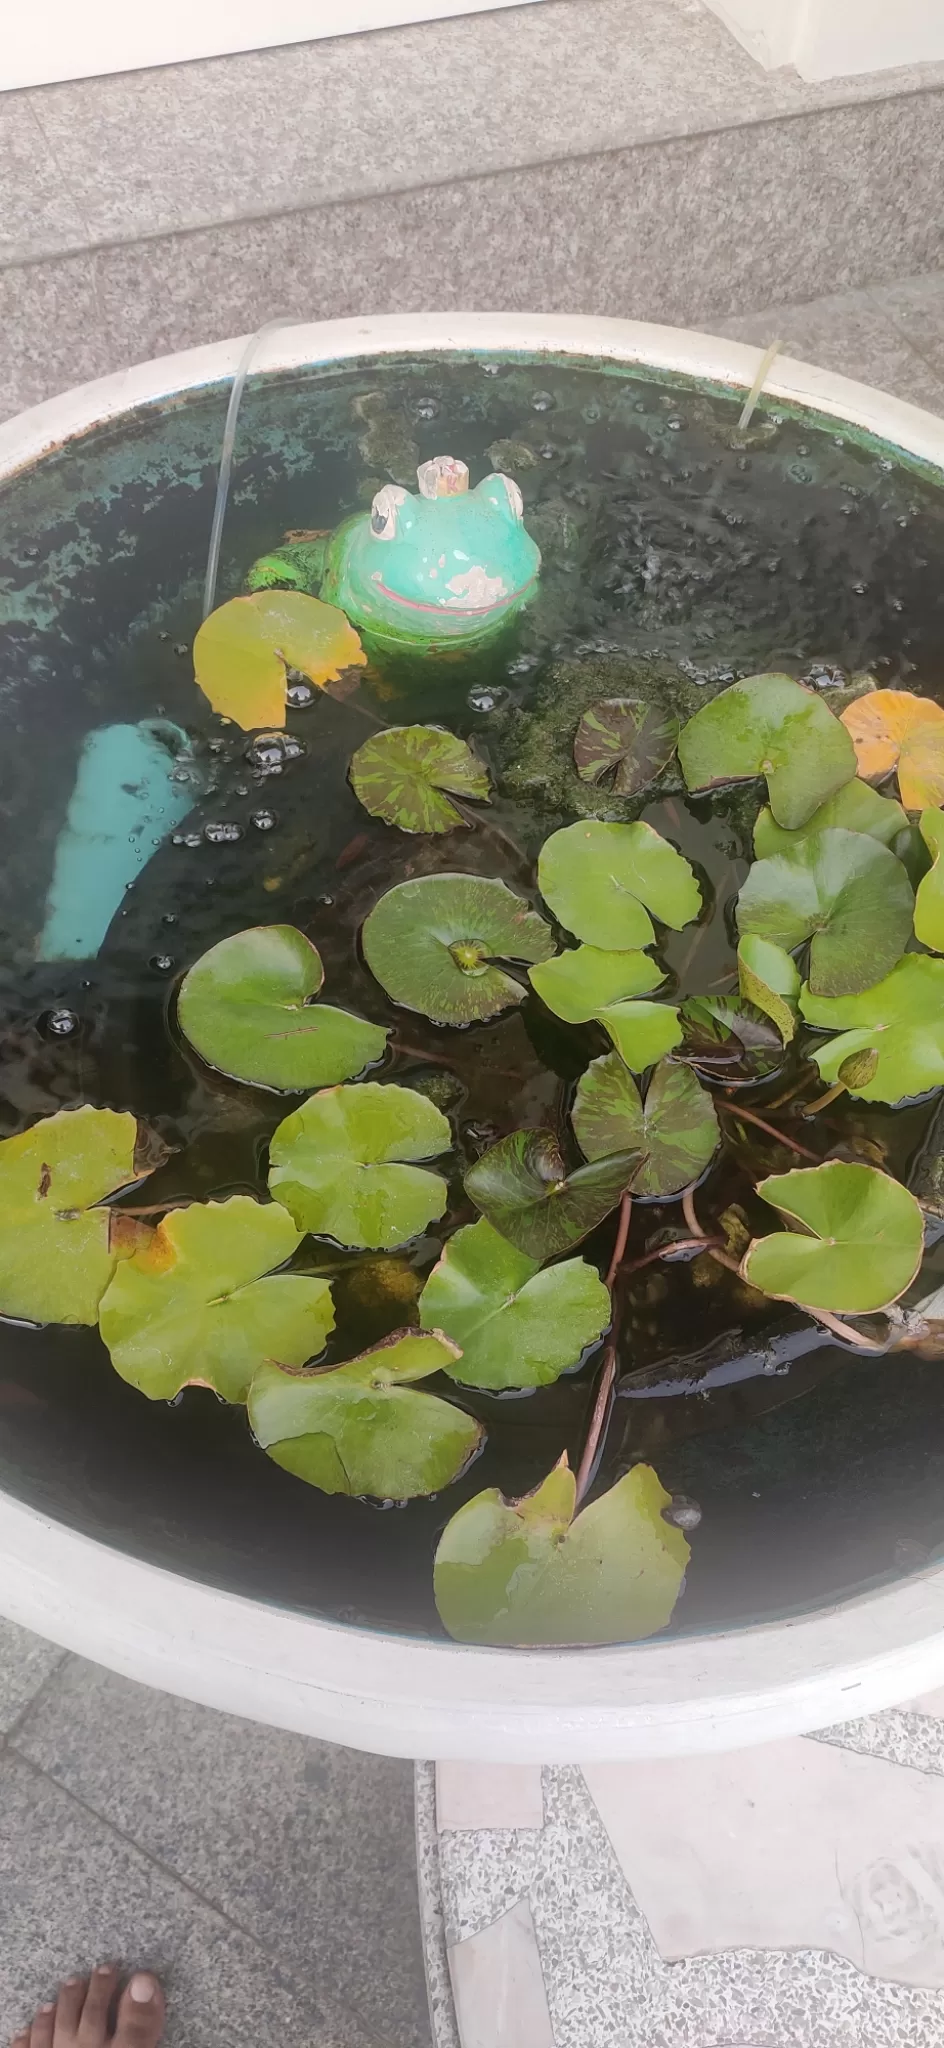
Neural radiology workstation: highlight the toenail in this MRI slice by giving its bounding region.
[94,1968,114,1978]
[39,2006,55,2015]
[128,1978,154,2004]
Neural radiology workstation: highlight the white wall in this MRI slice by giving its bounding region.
[1,0,543,92]
[703,0,944,80]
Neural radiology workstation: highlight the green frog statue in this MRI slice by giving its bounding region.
[245,455,542,655]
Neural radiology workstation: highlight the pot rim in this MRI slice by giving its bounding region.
[3,310,944,1760]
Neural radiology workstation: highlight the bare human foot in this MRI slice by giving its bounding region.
[10,1966,164,2048]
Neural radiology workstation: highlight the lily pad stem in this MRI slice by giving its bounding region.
[575,1190,634,1506]
[680,1184,888,1353]
[801,1080,848,1117]
[718,1100,820,1162]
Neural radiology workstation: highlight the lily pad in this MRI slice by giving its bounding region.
[742,1161,924,1314]
[736,829,914,996]
[800,954,944,1104]
[433,1457,690,1647]
[268,1082,450,1250]
[598,1000,683,1072]
[99,1196,334,1402]
[193,590,366,730]
[528,947,663,1025]
[915,809,944,952]
[465,1129,640,1259]
[677,995,784,1084]
[419,1218,611,1390]
[678,673,856,828]
[573,698,680,798]
[572,1054,719,1198]
[247,1331,482,1499]
[0,1105,147,1326]
[841,689,944,810]
[178,925,388,1090]
[362,874,555,1026]
[737,935,802,1043]
[349,725,490,834]
[753,778,907,859]
[538,821,700,950]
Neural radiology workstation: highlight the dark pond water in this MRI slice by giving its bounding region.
[3,349,944,1642]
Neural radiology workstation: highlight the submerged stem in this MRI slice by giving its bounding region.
[681,1184,888,1353]
[575,1191,634,1506]
[718,1099,820,1162]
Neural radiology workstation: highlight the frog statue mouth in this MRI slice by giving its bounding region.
[373,569,538,617]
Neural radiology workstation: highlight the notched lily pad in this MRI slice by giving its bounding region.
[528,946,663,1025]
[800,954,944,1104]
[841,689,944,811]
[465,1128,640,1259]
[419,1217,610,1390]
[915,808,944,953]
[736,829,914,996]
[433,1456,690,1647]
[572,1054,719,1198]
[248,1330,482,1500]
[362,873,554,1026]
[742,1160,924,1314]
[268,1081,450,1250]
[677,995,784,1085]
[597,1000,683,1072]
[737,935,801,1043]
[0,1105,148,1326]
[194,590,366,730]
[178,925,388,1091]
[573,698,680,798]
[678,673,856,828]
[753,778,907,860]
[349,725,490,834]
[99,1196,335,1402]
[537,820,700,950]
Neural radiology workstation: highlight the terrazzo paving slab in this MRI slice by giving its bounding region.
[0,1615,64,1733]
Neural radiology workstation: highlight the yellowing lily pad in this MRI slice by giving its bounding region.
[433,1457,690,1647]
[193,591,366,730]
[915,808,944,952]
[538,820,701,948]
[419,1217,611,1390]
[0,1105,148,1326]
[465,1129,640,1259]
[742,1161,924,1315]
[678,673,856,828]
[268,1082,450,1250]
[800,954,944,1104]
[528,947,663,1025]
[572,1054,719,1198]
[178,925,388,1090]
[349,725,490,834]
[840,689,944,810]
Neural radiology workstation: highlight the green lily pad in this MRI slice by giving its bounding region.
[178,925,388,1090]
[597,1000,683,1072]
[433,1457,690,1647]
[754,778,907,859]
[0,1105,148,1326]
[528,947,663,1025]
[800,954,944,1104]
[465,1129,640,1259]
[268,1082,450,1250]
[572,1054,719,1198]
[362,874,555,1026]
[573,698,680,798]
[677,995,784,1085]
[742,1161,924,1314]
[678,673,856,829]
[915,808,944,952]
[419,1217,611,1390]
[349,725,490,834]
[736,830,914,996]
[737,935,802,1043]
[537,821,701,949]
[99,1196,334,1402]
[247,1331,482,1500]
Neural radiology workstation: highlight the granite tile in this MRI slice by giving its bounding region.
[414,1765,461,2048]
[0,1749,374,2048]
[716,288,944,412]
[814,1706,944,1778]
[448,1897,555,2048]
[0,1618,64,1734]
[12,1657,430,2048]
[872,269,944,380]
[0,95,88,266]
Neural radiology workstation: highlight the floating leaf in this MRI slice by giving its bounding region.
[99,1197,334,1402]
[178,926,388,1090]
[840,689,944,810]
[753,778,907,860]
[433,1457,689,1647]
[915,809,944,952]
[573,698,680,797]
[0,1106,147,1326]
[677,995,784,1085]
[349,725,490,834]
[247,1331,482,1499]
[572,1055,719,1198]
[736,830,914,996]
[742,1161,924,1314]
[362,874,554,1026]
[737,935,801,1043]
[537,821,700,949]
[268,1082,450,1250]
[465,1129,640,1259]
[193,590,366,730]
[800,955,944,1104]
[528,947,663,1024]
[678,673,856,828]
[419,1218,610,1390]
[598,1000,683,1072]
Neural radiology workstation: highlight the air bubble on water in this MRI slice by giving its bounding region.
[412,395,440,420]
[173,643,188,657]
[468,686,507,714]
[172,831,203,848]
[852,582,868,595]
[316,894,335,909]
[662,1495,702,1531]
[582,402,601,422]
[150,954,174,972]
[667,417,683,432]
[204,820,243,845]
[506,653,538,678]
[233,782,249,797]
[162,913,178,925]
[530,390,554,412]
[44,1008,78,1038]
[244,730,305,773]
[170,767,192,784]
[286,681,315,709]
[482,362,501,377]
[251,808,278,832]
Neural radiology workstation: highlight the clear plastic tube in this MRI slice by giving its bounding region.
[202,318,294,620]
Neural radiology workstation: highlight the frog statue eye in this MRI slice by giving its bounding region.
[370,485,407,539]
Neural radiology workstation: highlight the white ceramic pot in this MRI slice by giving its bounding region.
[2,314,944,1763]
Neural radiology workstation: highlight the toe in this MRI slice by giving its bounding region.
[112,1976,164,2048]
[53,1980,88,2047]
[75,1969,118,2048]
[29,2007,56,2048]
